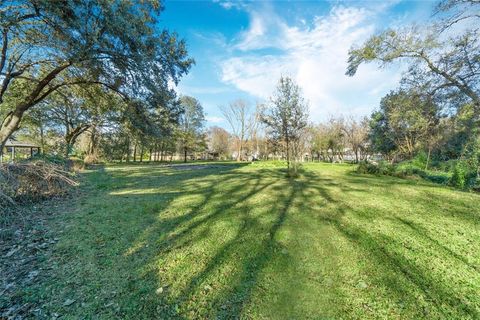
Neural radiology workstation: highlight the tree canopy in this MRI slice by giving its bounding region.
[0,0,193,151]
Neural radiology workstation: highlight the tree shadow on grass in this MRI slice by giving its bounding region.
[36,163,480,319]
[323,214,479,318]
[126,169,285,318]
[393,217,478,272]
[26,163,250,318]
[123,165,479,319]
[126,167,350,319]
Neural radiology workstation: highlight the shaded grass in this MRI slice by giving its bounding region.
[12,162,480,319]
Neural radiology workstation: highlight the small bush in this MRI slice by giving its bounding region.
[395,163,427,178]
[356,161,395,176]
[448,161,477,189]
[377,161,396,176]
[411,152,428,169]
[356,162,379,174]
[67,158,85,171]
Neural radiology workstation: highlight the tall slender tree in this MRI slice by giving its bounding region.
[261,76,309,175]
[178,96,205,162]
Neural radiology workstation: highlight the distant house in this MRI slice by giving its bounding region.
[1,139,41,162]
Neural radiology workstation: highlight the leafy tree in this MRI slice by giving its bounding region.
[369,90,440,162]
[177,96,205,162]
[262,76,309,175]
[0,0,193,153]
[369,111,397,159]
[41,86,117,157]
[346,1,479,117]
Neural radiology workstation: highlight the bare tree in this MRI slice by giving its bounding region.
[342,116,369,163]
[207,126,230,159]
[220,99,251,161]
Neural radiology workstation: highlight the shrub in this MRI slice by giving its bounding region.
[411,151,428,169]
[356,161,380,174]
[377,161,396,176]
[67,158,85,171]
[448,161,477,189]
[31,153,68,166]
[395,163,427,178]
[357,160,453,187]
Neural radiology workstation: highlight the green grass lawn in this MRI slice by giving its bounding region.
[21,162,480,319]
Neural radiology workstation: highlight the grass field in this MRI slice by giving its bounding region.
[15,162,480,319]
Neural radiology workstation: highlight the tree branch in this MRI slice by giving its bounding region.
[0,28,8,76]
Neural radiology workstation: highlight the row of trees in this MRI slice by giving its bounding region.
[14,72,374,167]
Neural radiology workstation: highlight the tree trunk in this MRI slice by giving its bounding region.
[0,111,22,154]
[237,140,242,161]
[126,139,130,162]
[425,147,431,171]
[88,125,98,155]
[65,141,73,158]
[184,147,187,163]
[0,64,71,151]
[133,144,137,162]
[286,136,290,172]
[39,123,45,155]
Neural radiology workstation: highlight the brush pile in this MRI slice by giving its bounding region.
[0,160,78,209]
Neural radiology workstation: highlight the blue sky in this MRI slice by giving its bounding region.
[159,0,436,127]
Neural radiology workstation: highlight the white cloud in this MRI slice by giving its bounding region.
[220,5,405,121]
[213,0,246,11]
[205,116,224,124]
[178,84,232,95]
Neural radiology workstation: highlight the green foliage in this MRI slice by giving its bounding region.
[448,161,478,190]
[368,90,440,160]
[31,153,68,166]
[0,0,193,149]
[262,77,309,173]
[368,111,396,156]
[357,160,454,187]
[357,161,396,176]
[177,96,206,161]
[356,161,379,174]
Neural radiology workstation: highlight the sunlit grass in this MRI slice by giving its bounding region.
[23,162,480,319]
